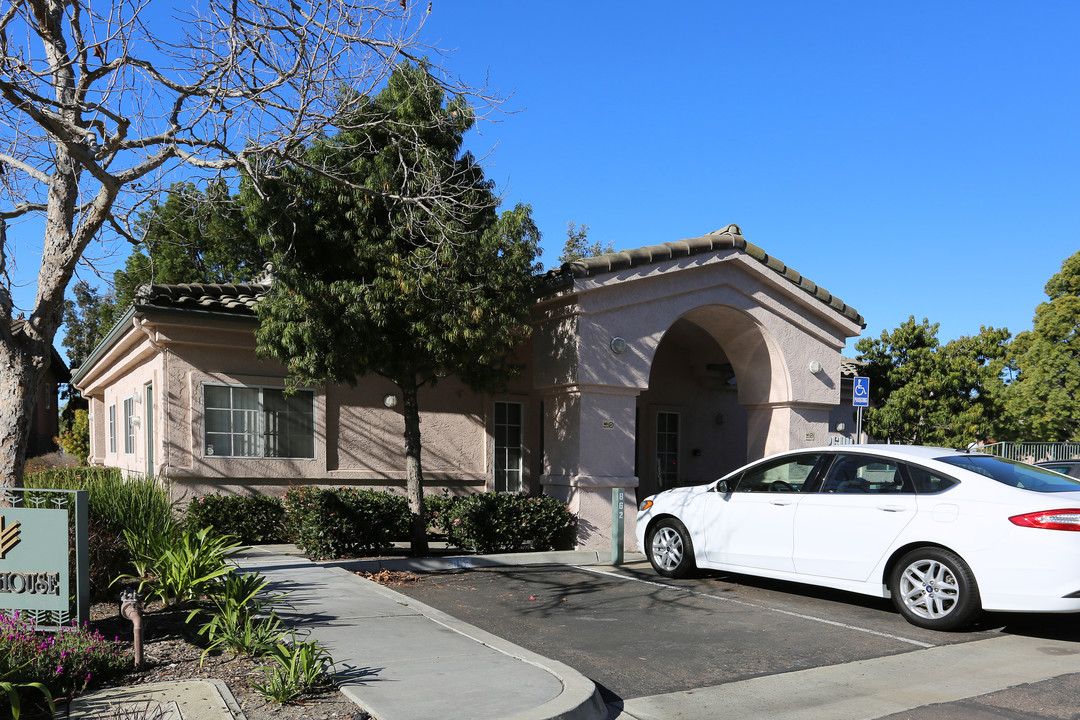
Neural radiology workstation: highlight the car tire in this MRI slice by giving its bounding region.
[889,547,981,631]
[647,518,696,579]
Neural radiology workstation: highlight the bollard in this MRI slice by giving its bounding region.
[611,488,625,565]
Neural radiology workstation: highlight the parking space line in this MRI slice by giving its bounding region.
[573,565,935,649]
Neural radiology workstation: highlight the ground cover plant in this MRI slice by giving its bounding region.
[0,612,127,716]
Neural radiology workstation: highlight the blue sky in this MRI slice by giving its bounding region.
[420,2,1079,353]
[10,2,1079,358]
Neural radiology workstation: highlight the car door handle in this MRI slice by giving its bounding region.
[877,505,908,513]
[770,501,795,507]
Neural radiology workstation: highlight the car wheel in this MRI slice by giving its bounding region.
[889,547,981,631]
[647,518,696,579]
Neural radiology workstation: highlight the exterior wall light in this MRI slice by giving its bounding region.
[382,393,398,408]
[610,336,627,355]
[808,360,823,374]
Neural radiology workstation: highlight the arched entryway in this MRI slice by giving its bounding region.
[638,305,787,497]
[532,225,865,550]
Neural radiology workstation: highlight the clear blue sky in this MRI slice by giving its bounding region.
[421,1,1079,354]
[11,2,1079,358]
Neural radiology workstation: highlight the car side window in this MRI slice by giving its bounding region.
[903,464,959,494]
[730,454,821,493]
[819,455,911,494]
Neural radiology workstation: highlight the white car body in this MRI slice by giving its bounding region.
[636,445,1080,625]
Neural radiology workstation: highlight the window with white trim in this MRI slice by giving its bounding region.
[108,404,117,455]
[123,397,135,455]
[494,401,523,493]
[203,384,315,459]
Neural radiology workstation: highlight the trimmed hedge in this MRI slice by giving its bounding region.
[281,487,410,560]
[185,493,287,544]
[438,493,577,554]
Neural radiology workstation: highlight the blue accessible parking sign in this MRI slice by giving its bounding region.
[853,377,870,407]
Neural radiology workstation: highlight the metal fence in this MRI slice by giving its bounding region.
[976,442,1080,464]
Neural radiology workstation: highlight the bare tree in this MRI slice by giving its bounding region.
[0,0,499,487]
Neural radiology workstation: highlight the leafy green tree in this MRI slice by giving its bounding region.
[254,63,542,553]
[1004,251,1080,441]
[558,221,614,263]
[55,408,90,465]
[110,181,266,319]
[61,281,116,369]
[856,317,1010,446]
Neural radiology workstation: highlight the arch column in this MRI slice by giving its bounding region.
[745,401,835,460]
[541,384,640,551]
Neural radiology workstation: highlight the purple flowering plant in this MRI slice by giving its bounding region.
[0,612,127,698]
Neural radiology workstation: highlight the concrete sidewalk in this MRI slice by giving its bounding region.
[234,546,608,720]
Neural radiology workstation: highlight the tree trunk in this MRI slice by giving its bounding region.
[0,328,50,488]
[400,376,429,555]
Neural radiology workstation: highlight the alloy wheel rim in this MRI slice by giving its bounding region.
[899,559,959,619]
[651,527,683,570]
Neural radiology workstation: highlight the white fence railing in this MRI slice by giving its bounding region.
[976,442,1080,464]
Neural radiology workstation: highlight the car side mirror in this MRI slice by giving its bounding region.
[714,480,730,494]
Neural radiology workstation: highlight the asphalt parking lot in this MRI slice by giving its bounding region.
[391,559,1080,708]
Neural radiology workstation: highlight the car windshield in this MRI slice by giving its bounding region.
[937,454,1080,492]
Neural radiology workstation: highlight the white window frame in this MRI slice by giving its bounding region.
[123,396,135,455]
[108,404,117,455]
[494,401,524,493]
[202,383,316,460]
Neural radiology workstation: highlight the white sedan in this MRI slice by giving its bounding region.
[636,445,1080,630]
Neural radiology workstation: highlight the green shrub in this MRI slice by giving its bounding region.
[281,487,409,560]
[27,468,176,539]
[0,612,127,701]
[423,492,458,531]
[122,525,242,606]
[27,468,176,600]
[54,409,90,466]
[439,493,577,554]
[185,493,286,544]
[250,633,334,705]
[190,571,287,662]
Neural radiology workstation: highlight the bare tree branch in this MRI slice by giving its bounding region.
[0,0,505,488]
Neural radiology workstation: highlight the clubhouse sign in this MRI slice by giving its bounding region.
[0,506,69,614]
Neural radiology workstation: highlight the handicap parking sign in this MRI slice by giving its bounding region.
[853,377,870,407]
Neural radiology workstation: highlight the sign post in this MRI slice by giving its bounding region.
[611,488,625,566]
[853,376,870,443]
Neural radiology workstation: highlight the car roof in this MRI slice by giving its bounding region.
[796,444,973,461]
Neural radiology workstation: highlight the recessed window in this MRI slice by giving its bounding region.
[123,397,135,455]
[108,404,117,455]
[494,401,523,493]
[203,384,315,459]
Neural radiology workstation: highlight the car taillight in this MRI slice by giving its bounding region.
[1009,510,1080,531]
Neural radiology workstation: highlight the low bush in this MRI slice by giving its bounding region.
[281,487,409,560]
[185,493,286,544]
[0,612,127,701]
[26,468,176,539]
[122,525,243,606]
[423,492,458,531]
[438,493,577,554]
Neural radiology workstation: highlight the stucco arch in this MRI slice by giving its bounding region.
[532,225,865,550]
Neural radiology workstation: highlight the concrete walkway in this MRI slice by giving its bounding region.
[235,547,608,720]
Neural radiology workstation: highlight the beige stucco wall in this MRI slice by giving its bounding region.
[77,313,540,505]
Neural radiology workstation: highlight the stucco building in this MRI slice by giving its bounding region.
[71,224,864,549]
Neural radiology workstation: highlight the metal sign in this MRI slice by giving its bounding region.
[853,376,870,407]
[0,489,88,630]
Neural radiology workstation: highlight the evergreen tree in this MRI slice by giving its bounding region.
[856,317,1010,446]
[254,63,542,553]
[1004,251,1080,441]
